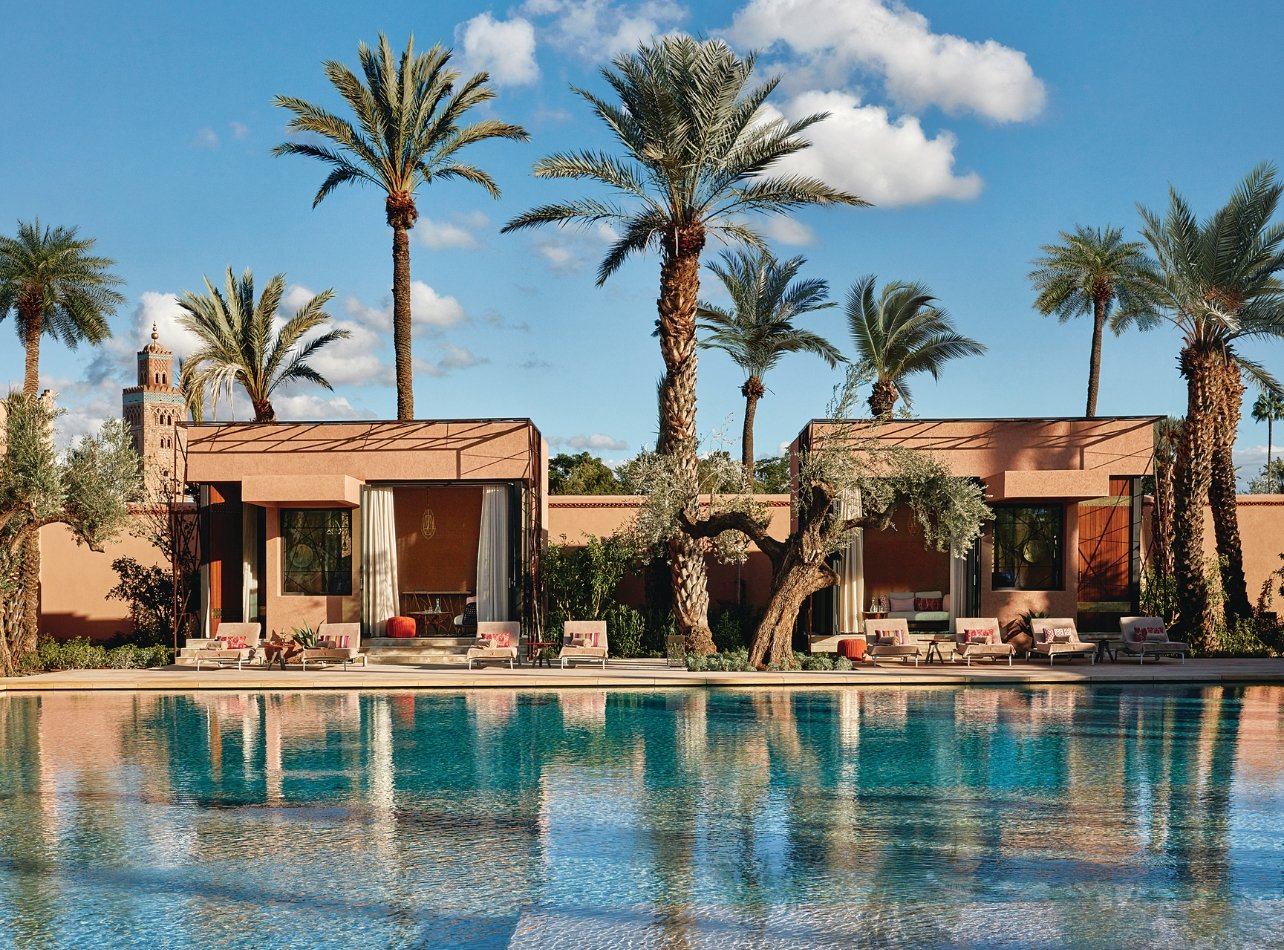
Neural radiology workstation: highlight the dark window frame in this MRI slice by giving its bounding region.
[281,508,353,596]
[991,503,1065,592]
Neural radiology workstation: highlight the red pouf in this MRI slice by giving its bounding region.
[387,616,417,638]
[837,637,867,661]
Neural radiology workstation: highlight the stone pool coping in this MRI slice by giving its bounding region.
[2,657,1282,691]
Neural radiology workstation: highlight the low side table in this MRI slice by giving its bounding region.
[924,638,953,665]
[526,640,556,667]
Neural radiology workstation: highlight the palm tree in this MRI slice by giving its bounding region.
[176,268,349,423]
[844,275,985,417]
[1028,225,1161,416]
[503,36,864,652]
[1138,163,1284,645]
[698,249,841,486]
[0,219,123,653]
[1251,390,1284,473]
[274,34,528,420]
[0,220,123,396]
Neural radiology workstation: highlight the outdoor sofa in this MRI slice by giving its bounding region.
[1029,618,1096,665]
[1119,616,1189,664]
[467,622,520,669]
[863,617,921,667]
[952,617,1015,666]
[885,590,950,630]
[560,620,608,669]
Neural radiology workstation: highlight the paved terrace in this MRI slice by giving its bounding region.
[2,657,1282,691]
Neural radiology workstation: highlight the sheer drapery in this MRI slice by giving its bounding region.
[476,486,510,622]
[836,490,864,634]
[242,503,258,623]
[950,544,968,623]
[361,486,400,639]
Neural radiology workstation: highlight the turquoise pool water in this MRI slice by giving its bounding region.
[1,686,1282,948]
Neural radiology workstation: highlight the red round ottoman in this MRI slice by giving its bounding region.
[837,636,867,661]
[387,616,417,638]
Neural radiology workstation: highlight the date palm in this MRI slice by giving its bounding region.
[503,35,865,652]
[1139,163,1284,645]
[845,275,985,418]
[1251,390,1284,473]
[274,34,528,420]
[698,250,841,486]
[1028,225,1161,416]
[177,268,349,423]
[0,220,123,397]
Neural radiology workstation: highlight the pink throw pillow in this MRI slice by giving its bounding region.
[962,629,991,645]
[915,597,944,612]
[217,635,246,651]
[888,596,914,612]
[490,631,511,649]
[1135,626,1164,643]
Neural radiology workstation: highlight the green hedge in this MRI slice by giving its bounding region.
[23,636,173,672]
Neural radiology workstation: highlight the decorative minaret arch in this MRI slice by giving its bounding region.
[122,324,187,497]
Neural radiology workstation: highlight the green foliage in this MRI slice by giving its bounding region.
[29,635,172,672]
[684,647,755,672]
[1213,617,1275,658]
[1012,609,1048,636]
[107,557,175,646]
[802,653,836,671]
[543,533,635,637]
[177,268,348,422]
[711,602,761,652]
[1140,567,1179,621]
[834,655,854,671]
[1247,459,1284,494]
[604,603,645,657]
[548,452,624,495]
[290,624,318,648]
[753,454,791,493]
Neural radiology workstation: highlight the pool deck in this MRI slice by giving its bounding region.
[2,657,1282,691]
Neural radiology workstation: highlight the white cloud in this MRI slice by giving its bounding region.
[531,222,617,274]
[280,283,320,315]
[727,0,1046,123]
[758,216,816,246]
[458,13,540,86]
[133,291,202,360]
[193,127,219,149]
[229,121,249,139]
[271,393,369,420]
[523,0,687,61]
[551,433,629,452]
[416,211,489,250]
[306,317,390,388]
[411,281,468,330]
[414,344,487,377]
[761,92,982,206]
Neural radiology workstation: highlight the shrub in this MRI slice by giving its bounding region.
[834,655,853,671]
[685,653,708,672]
[710,603,762,652]
[26,636,173,672]
[803,653,835,671]
[605,603,646,657]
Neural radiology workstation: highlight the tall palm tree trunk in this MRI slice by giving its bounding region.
[1152,422,1179,579]
[741,376,764,489]
[1173,349,1220,650]
[1208,357,1251,622]
[17,303,43,655]
[388,195,417,421]
[1085,295,1106,417]
[658,225,714,654]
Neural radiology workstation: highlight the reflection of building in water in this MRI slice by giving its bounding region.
[1236,686,1284,781]
[860,690,909,729]
[953,687,1002,727]
[559,690,607,728]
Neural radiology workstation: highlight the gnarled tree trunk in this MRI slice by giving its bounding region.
[657,224,714,654]
[1172,348,1220,650]
[1208,356,1251,624]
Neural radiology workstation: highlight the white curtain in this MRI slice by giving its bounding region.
[242,503,258,623]
[476,486,510,622]
[950,544,968,622]
[836,490,864,634]
[361,486,400,639]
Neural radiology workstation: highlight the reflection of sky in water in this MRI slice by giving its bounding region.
[0,686,1282,948]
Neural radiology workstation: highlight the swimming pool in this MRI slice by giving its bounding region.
[1,686,1281,948]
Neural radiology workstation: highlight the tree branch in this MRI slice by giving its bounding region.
[677,507,786,565]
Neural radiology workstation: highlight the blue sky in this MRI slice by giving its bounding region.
[2,0,1282,480]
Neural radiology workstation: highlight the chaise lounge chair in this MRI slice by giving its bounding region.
[194,622,263,670]
[952,617,1015,666]
[1119,616,1189,664]
[863,618,921,667]
[467,622,520,669]
[1029,618,1096,666]
[295,622,367,670]
[560,620,608,669]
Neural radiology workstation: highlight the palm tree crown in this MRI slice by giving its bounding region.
[845,275,985,417]
[0,220,124,396]
[1028,224,1161,416]
[274,34,528,420]
[698,249,841,483]
[177,268,349,423]
[1251,389,1284,474]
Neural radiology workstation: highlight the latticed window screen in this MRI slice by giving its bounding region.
[282,509,353,596]
[992,504,1063,591]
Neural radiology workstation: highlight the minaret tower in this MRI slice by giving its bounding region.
[121,324,186,496]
